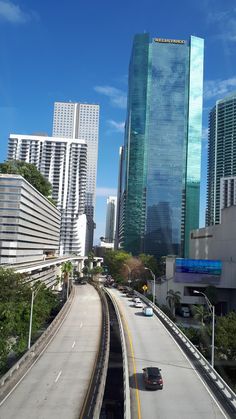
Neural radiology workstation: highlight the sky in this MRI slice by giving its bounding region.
[1,0,236,243]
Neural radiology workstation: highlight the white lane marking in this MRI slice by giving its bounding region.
[155,316,228,418]
[72,341,76,348]
[55,370,62,383]
[80,322,83,328]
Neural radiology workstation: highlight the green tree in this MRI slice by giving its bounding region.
[192,305,209,326]
[90,266,103,280]
[0,268,58,373]
[166,289,181,316]
[61,261,73,297]
[103,250,131,280]
[138,253,166,277]
[139,253,158,274]
[215,312,236,361]
[0,160,52,198]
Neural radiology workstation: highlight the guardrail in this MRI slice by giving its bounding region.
[0,287,75,404]
[136,291,236,415]
[79,284,110,419]
[105,288,131,419]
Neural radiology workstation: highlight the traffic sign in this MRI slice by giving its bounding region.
[142,285,148,291]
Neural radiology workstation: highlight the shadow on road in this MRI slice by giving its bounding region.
[129,373,146,391]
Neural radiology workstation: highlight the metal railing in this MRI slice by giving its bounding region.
[136,291,236,415]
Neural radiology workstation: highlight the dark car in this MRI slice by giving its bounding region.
[142,367,163,390]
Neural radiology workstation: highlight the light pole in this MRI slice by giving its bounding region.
[193,290,215,368]
[144,267,156,305]
[124,263,131,285]
[28,283,43,350]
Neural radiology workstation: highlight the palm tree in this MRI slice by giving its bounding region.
[193,305,209,326]
[61,261,73,299]
[166,289,181,316]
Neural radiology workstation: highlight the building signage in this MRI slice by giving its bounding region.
[174,258,222,284]
[175,258,222,275]
[154,38,185,44]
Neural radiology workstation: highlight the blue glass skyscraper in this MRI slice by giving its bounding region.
[117,34,204,258]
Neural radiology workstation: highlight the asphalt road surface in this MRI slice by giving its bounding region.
[0,284,102,419]
[110,289,228,419]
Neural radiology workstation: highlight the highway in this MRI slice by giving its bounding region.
[109,289,228,419]
[0,284,102,419]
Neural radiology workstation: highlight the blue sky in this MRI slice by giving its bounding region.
[1,0,236,243]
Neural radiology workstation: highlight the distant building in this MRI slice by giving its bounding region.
[105,196,117,243]
[156,205,236,314]
[94,241,114,258]
[8,134,87,256]
[0,174,60,266]
[206,93,236,226]
[117,33,204,258]
[53,101,99,252]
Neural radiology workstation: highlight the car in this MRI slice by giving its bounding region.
[133,297,141,303]
[142,367,163,390]
[143,307,153,316]
[127,291,135,298]
[79,280,87,285]
[134,301,143,308]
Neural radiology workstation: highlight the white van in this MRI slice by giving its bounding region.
[143,307,153,316]
[180,307,190,318]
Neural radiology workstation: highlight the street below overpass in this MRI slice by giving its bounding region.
[109,289,228,419]
[0,284,102,419]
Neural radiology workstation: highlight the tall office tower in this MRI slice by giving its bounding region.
[53,101,99,252]
[117,33,204,258]
[115,146,124,249]
[206,93,236,226]
[8,134,87,256]
[105,196,117,243]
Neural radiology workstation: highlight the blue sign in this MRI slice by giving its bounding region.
[175,259,222,276]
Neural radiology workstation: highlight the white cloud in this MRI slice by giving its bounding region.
[107,119,125,133]
[96,187,117,197]
[94,85,127,109]
[207,7,236,43]
[0,0,36,24]
[204,77,236,100]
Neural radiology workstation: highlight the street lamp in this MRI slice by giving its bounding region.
[28,282,43,350]
[193,290,215,368]
[144,267,156,305]
[123,263,131,285]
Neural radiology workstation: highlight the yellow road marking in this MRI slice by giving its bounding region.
[117,300,142,419]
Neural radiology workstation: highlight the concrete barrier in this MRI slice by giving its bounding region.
[79,284,110,419]
[105,289,131,419]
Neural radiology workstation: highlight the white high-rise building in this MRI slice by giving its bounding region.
[53,102,99,252]
[8,134,87,256]
[220,176,236,221]
[52,102,99,217]
[105,196,117,243]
